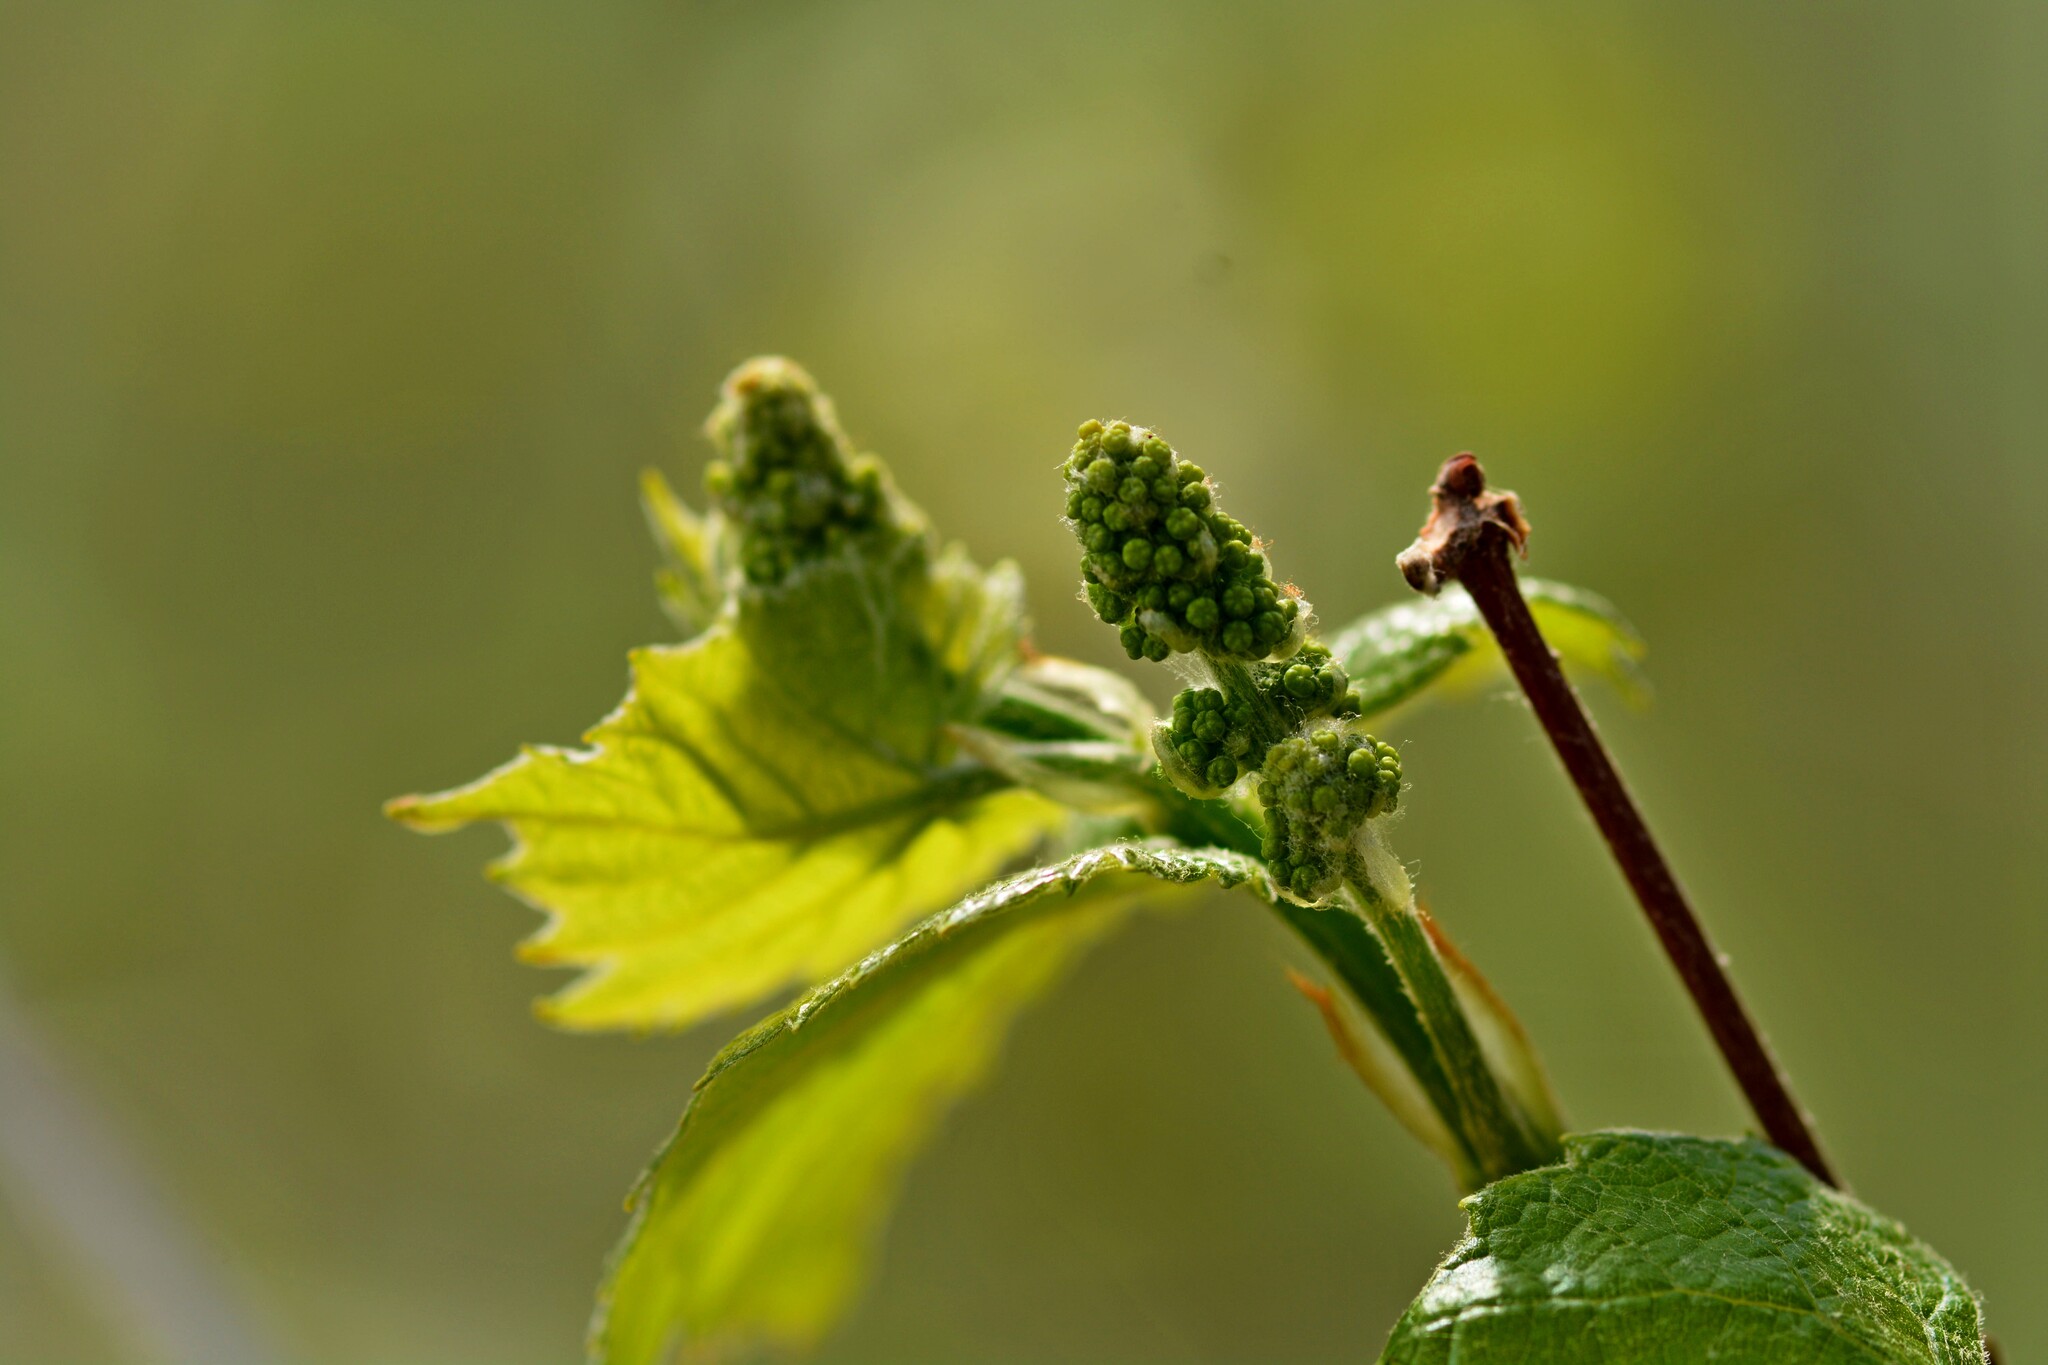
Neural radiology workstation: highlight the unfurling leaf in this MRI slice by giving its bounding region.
[1381,1131,1985,1365]
[1329,578,1646,715]
[641,469,722,640]
[592,842,1276,1365]
[387,546,1063,1031]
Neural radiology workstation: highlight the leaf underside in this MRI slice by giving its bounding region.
[1381,1131,1985,1365]
[1331,577,1646,715]
[591,842,1276,1365]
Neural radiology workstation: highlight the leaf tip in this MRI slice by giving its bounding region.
[384,791,459,832]
[531,994,573,1027]
[512,937,561,965]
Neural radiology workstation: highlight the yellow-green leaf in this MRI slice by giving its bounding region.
[641,469,722,640]
[591,842,1273,1365]
[387,551,1064,1031]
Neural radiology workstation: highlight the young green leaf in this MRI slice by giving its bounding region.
[386,549,1063,1031]
[591,841,1277,1365]
[1381,1131,1986,1365]
[641,469,723,640]
[1329,578,1646,716]
[981,654,1155,745]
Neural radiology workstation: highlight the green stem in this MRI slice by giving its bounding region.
[1142,766,1553,1186]
[1269,891,1483,1184]
[1344,829,1560,1181]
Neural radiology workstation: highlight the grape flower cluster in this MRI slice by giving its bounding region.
[1255,728,1404,900]
[1158,643,1364,792]
[703,357,900,586]
[1063,420,1304,662]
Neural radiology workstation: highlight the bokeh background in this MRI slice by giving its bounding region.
[4,2,2045,1361]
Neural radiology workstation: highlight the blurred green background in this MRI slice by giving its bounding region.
[4,2,2044,1360]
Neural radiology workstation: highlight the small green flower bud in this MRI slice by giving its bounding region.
[1142,635,1170,662]
[701,358,916,588]
[1062,423,1306,662]
[1206,755,1239,787]
[1120,625,1146,658]
[1253,726,1403,899]
[1086,583,1127,623]
[1283,663,1318,699]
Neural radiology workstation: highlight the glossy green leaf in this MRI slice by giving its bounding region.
[1331,578,1646,717]
[591,841,1276,1365]
[1381,1131,1986,1365]
[387,549,1063,1031]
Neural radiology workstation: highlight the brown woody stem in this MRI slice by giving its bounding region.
[1397,454,1839,1188]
